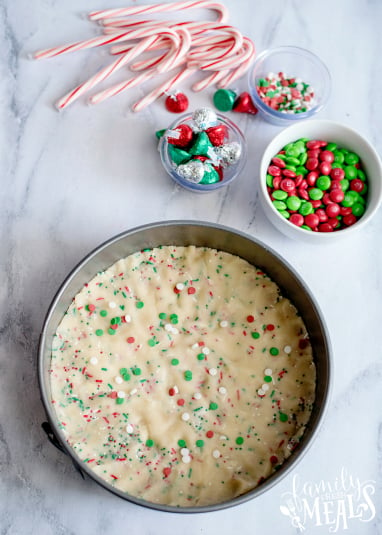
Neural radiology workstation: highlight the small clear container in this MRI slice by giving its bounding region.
[159,112,247,192]
[248,46,331,126]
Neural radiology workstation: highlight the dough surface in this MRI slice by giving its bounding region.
[50,246,316,507]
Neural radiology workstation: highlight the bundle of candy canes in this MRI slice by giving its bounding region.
[33,1,256,112]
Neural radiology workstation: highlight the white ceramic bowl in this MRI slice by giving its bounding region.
[260,120,382,243]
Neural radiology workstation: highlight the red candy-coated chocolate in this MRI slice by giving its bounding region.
[268,165,281,176]
[306,157,319,170]
[319,223,334,232]
[283,169,296,178]
[330,167,345,180]
[319,161,332,175]
[233,91,258,115]
[280,178,295,192]
[206,124,228,146]
[350,179,365,193]
[320,150,335,163]
[272,157,286,168]
[307,171,318,186]
[326,203,341,218]
[304,213,319,229]
[329,189,345,203]
[290,213,304,226]
[167,124,193,147]
[165,92,189,113]
[343,214,357,226]
[316,208,328,222]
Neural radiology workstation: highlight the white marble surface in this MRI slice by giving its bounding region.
[1,0,381,533]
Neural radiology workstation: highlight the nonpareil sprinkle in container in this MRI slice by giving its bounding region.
[248,46,331,126]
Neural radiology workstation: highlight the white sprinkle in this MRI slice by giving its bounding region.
[182,455,191,464]
[165,323,173,332]
[137,451,144,458]
[170,327,179,335]
[218,387,227,395]
[264,368,273,376]
[181,412,190,421]
[284,345,292,354]
[109,301,117,309]
[209,368,217,376]
[176,282,185,291]
[126,424,134,434]
[117,391,125,398]
[123,314,131,323]
[220,320,228,328]
[220,435,227,441]
[180,448,190,456]
[261,384,270,392]
[115,376,123,384]
[212,449,221,459]
[90,357,98,365]
[194,392,202,400]
[258,388,265,396]
[202,347,210,355]
[172,385,179,394]
[130,388,138,396]
[192,343,199,350]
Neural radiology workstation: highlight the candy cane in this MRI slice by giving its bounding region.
[89,1,229,24]
[89,29,191,106]
[132,65,196,112]
[55,34,158,109]
[217,37,255,87]
[89,69,156,105]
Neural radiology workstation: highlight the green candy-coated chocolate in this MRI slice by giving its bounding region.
[273,190,288,200]
[299,201,314,216]
[340,179,349,191]
[189,132,214,157]
[344,165,358,180]
[279,210,290,219]
[169,145,191,165]
[200,163,220,184]
[316,176,331,190]
[326,142,337,151]
[345,152,360,165]
[352,202,365,217]
[357,169,366,181]
[286,196,302,211]
[272,200,287,211]
[342,190,359,207]
[333,150,345,164]
[213,88,237,112]
[309,188,324,200]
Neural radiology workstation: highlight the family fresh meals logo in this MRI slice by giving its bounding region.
[279,467,376,532]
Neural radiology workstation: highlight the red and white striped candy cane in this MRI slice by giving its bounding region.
[132,65,196,112]
[89,69,156,105]
[55,34,158,109]
[89,1,229,24]
[217,37,255,87]
[33,23,183,60]
[89,28,191,106]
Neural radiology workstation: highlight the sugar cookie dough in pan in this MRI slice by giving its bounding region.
[50,246,315,507]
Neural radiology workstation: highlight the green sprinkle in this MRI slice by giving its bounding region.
[171,358,179,366]
[209,402,218,410]
[148,338,156,347]
[235,436,244,445]
[133,368,142,376]
[116,398,124,405]
[196,439,204,448]
[264,375,272,382]
[159,312,167,320]
[108,328,116,335]
[197,353,205,360]
[178,439,186,448]
[146,439,154,447]
[184,370,193,381]
[110,316,121,325]
[170,314,178,324]
[279,411,288,422]
[100,310,108,317]
[270,347,279,356]
[95,329,104,336]
[251,332,260,339]
[136,301,144,309]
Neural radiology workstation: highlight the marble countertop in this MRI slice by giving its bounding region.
[1,0,381,533]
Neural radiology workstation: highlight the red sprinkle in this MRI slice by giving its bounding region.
[206,430,214,438]
[177,399,185,406]
[246,315,255,323]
